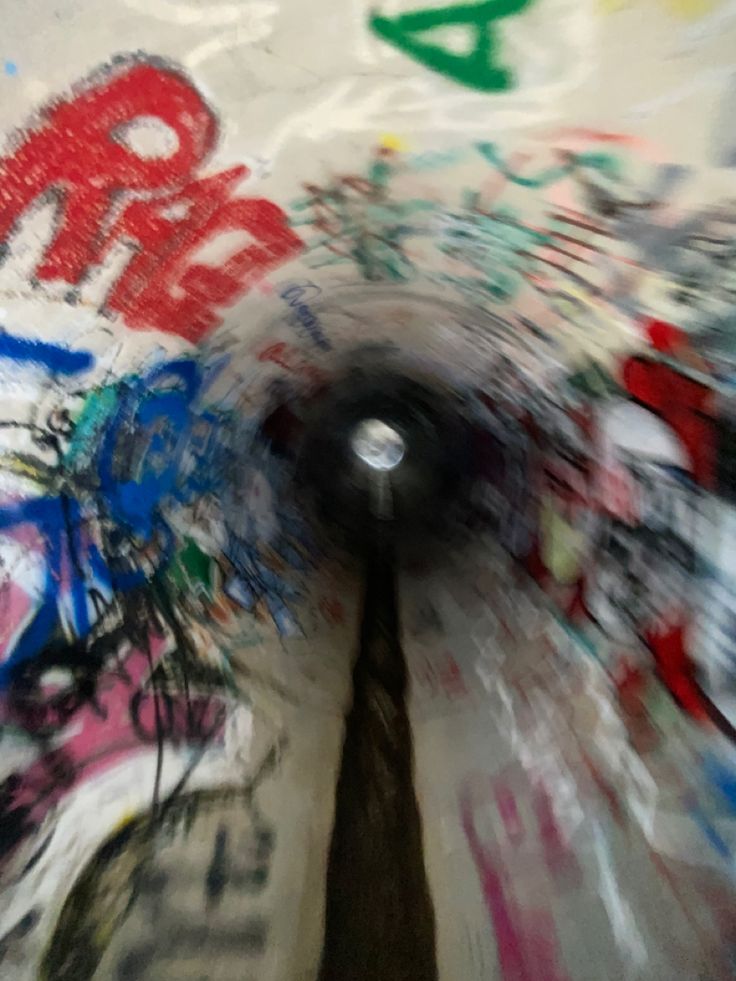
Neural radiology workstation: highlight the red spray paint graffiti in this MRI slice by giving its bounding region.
[0,58,302,342]
[621,356,716,488]
[616,356,716,720]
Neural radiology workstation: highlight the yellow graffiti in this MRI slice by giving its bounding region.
[665,0,721,15]
[540,498,587,585]
[112,810,137,833]
[380,132,411,153]
[599,0,721,17]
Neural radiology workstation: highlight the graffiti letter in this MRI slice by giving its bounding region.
[0,61,217,284]
[99,173,302,341]
[622,357,715,488]
[369,0,534,93]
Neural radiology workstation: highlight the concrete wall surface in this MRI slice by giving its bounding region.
[1,2,736,978]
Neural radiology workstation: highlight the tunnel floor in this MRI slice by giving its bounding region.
[319,542,438,981]
[34,536,736,981]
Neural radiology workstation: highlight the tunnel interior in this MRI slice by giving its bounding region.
[2,6,736,981]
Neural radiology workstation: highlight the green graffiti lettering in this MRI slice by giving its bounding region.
[369,0,535,93]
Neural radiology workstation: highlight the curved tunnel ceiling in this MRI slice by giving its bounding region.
[1,5,736,981]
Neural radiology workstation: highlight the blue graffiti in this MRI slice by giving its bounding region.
[0,495,116,687]
[0,342,312,677]
[279,282,332,351]
[96,359,202,539]
[686,795,733,862]
[0,356,220,686]
[224,538,304,638]
[0,330,94,375]
[704,753,736,816]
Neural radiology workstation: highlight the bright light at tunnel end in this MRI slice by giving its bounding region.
[351,418,406,472]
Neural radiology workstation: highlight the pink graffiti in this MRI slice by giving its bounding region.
[0,525,47,664]
[460,776,571,981]
[532,784,582,885]
[494,781,525,845]
[1,632,227,866]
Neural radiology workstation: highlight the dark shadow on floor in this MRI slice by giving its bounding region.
[319,540,438,981]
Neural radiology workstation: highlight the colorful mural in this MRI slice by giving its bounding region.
[1,0,736,978]
[0,51,349,981]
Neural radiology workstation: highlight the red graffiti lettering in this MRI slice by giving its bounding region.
[115,196,302,341]
[0,62,217,283]
[0,59,302,341]
[257,342,324,385]
[622,356,716,488]
[95,165,301,340]
[98,167,246,310]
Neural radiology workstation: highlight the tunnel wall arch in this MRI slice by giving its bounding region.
[0,2,736,978]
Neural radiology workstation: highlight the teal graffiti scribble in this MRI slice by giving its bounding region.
[291,171,437,283]
[476,142,624,188]
[405,147,468,172]
[438,204,549,303]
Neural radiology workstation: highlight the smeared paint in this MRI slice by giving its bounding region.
[460,780,570,981]
[0,331,94,375]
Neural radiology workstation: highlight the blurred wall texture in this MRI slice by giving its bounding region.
[2,2,736,979]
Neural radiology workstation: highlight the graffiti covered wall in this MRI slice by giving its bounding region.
[1,0,736,978]
[0,47,357,981]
